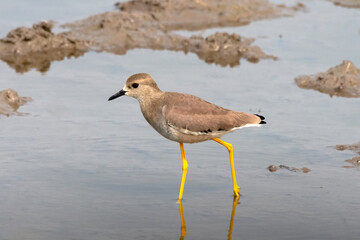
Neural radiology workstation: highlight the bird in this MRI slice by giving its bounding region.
[108,73,266,200]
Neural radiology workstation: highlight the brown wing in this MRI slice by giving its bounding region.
[163,92,260,133]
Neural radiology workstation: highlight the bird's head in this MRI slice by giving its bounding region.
[108,73,161,102]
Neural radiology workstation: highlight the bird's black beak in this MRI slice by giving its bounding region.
[108,89,127,101]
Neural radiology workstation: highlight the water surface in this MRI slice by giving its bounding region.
[1,1,360,240]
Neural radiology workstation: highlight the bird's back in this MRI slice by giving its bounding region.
[142,92,262,143]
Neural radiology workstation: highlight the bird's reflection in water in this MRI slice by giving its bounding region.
[227,198,240,240]
[178,200,187,240]
[178,197,240,240]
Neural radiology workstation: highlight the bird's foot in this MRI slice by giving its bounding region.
[233,185,240,198]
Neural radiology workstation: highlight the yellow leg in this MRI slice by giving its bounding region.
[212,138,240,198]
[178,200,187,240]
[178,143,188,201]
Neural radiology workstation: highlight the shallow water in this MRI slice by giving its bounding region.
[1,0,360,240]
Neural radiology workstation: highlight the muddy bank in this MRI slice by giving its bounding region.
[0,0,303,73]
[0,89,32,117]
[63,0,298,66]
[187,33,277,67]
[343,156,360,168]
[0,21,87,73]
[330,0,360,8]
[267,165,311,173]
[115,0,304,31]
[333,142,360,154]
[64,10,277,66]
[331,142,360,168]
[295,60,360,98]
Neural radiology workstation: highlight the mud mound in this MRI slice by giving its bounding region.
[344,156,360,168]
[187,32,277,67]
[295,60,360,98]
[331,142,360,169]
[330,0,360,8]
[333,142,360,154]
[0,21,87,73]
[115,0,303,31]
[267,164,311,173]
[64,0,287,67]
[1,0,304,73]
[62,11,165,54]
[0,89,32,117]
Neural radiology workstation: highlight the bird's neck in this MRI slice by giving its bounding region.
[138,91,165,129]
[137,90,163,106]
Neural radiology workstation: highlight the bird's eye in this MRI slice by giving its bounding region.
[132,83,139,88]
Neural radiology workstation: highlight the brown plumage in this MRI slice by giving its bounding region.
[109,73,265,143]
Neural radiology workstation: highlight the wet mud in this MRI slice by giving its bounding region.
[187,33,277,67]
[343,157,360,168]
[331,142,360,169]
[115,0,304,31]
[0,0,304,73]
[295,60,360,98]
[0,89,32,117]
[267,165,311,173]
[0,21,87,73]
[330,0,360,8]
[333,142,360,154]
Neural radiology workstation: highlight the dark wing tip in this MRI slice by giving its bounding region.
[254,114,266,124]
[254,114,265,120]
